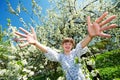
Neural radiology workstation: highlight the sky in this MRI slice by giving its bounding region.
[0,0,85,31]
[0,0,50,30]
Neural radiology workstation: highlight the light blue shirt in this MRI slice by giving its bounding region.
[45,42,88,80]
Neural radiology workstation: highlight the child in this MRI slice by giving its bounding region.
[15,12,117,80]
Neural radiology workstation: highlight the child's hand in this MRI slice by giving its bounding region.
[87,12,117,38]
[15,27,37,48]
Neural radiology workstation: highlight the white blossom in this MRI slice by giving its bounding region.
[21,59,28,65]
[87,59,95,66]
[57,76,65,80]
[0,69,7,76]
[23,75,28,80]
[28,71,34,76]
[16,3,20,14]
[23,68,31,73]
[91,70,99,77]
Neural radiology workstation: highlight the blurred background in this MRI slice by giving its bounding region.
[0,0,120,80]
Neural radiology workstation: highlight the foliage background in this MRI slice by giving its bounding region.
[0,0,120,80]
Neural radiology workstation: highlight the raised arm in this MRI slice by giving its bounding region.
[81,12,117,48]
[15,27,47,53]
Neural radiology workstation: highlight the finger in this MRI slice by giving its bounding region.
[95,12,108,23]
[99,32,111,38]
[18,38,27,41]
[31,26,37,40]
[15,32,27,37]
[87,16,91,27]
[87,16,92,32]
[99,15,116,26]
[100,24,117,31]
[19,27,30,34]
[19,42,29,48]
[13,38,26,43]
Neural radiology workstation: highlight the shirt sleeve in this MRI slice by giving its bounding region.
[44,47,60,62]
[73,42,88,57]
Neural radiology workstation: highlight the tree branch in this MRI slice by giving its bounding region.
[82,0,98,10]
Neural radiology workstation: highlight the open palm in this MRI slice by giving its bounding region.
[87,12,117,38]
[15,27,37,47]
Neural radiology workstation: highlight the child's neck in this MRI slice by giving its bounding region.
[64,51,70,55]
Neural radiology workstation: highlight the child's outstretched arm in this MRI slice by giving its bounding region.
[81,12,117,48]
[15,27,47,53]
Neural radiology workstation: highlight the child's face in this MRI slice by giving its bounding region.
[62,42,73,53]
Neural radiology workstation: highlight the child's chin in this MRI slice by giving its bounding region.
[66,50,70,52]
